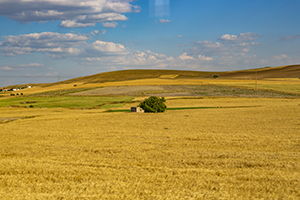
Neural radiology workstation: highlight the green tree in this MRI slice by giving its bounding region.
[138,96,167,113]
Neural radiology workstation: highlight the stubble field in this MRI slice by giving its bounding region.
[0,97,299,199]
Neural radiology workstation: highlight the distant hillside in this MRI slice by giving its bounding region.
[53,65,300,86]
[44,69,222,87]
[221,65,300,79]
[7,65,300,88]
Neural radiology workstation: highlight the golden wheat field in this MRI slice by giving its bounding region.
[0,97,299,199]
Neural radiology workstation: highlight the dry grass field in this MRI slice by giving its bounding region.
[0,98,299,199]
[0,65,299,199]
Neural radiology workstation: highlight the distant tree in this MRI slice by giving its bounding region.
[213,75,218,78]
[138,96,167,113]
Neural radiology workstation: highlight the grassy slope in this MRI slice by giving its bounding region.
[0,96,133,109]
[220,65,300,79]
[2,65,300,90]
[1,65,299,98]
[44,65,300,87]
[45,69,221,87]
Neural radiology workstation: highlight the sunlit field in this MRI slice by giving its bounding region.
[0,98,299,199]
[1,76,300,98]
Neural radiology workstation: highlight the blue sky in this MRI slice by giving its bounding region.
[1,0,300,87]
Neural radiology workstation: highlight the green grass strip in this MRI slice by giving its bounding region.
[105,109,131,113]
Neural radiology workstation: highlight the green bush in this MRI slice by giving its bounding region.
[138,96,167,113]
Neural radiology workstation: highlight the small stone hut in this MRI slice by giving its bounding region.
[131,107,144,113]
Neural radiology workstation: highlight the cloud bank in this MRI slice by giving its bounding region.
[0,0,139,28]
[1,31,299,73]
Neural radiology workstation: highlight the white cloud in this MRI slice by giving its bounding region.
[19,63,45,68]
[102,22,118,28]
[192,34,260,58]
[90,30,99,36]
[82,40,128,56]
[2,31,298,74]
[218,32,260,43]
[60,20,95,28]
[273,54,288,60]
[179,53,195,60]
[198,55,213,61]
[0,0,138,28]
[0,66,13,71]
[0,32,89,57]
[192,41,228,55]
[159,19,171,23]
[133,5,141,13]
[177,35,182,38]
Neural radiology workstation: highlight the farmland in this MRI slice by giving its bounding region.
[0,66,300,199]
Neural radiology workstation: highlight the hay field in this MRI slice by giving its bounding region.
[2,76,299,98]
[0,98,299,199]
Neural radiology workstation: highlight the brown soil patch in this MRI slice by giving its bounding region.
[69,85,297,97]
[70,86,165,96]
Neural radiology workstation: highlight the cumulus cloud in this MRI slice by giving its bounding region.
[80,40,128,59]
[192,33,260,58]
[273,54,288,60]
[0,0,138,28]
[0,66,13,71]
[159,19,171,23]
[198,55,213,61]
[218,32,260,43]
[0,32,90,58]
[192,41,228,56]
[90,30,100,36]
[102,22,118,28]
[0,31,132,59]
[0,32,89,57]
[4,31,294,73]
[60,20,96,28]
[179,53,195,60]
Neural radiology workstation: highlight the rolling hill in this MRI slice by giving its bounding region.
[57,64,300,86]
[3,65,300,89]
[221,65,300,79]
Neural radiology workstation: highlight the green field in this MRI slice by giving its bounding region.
[0,96,134,109]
